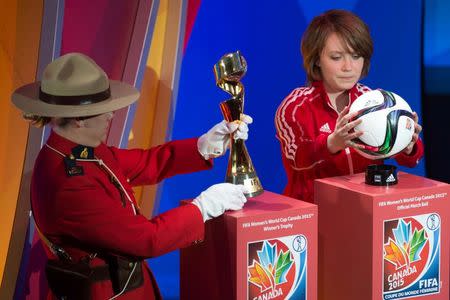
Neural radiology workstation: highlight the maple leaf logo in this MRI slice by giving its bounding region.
[384,219,427,269]
[248,241,294,292]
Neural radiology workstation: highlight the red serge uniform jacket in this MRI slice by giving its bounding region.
[275,81,424,203]
[32,131,212,299]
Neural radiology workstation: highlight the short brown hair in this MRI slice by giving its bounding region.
[23,114,73,128]
[301,9,373,82]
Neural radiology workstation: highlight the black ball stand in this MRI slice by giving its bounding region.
[365,164,398,186]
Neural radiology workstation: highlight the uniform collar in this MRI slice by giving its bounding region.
[46,130,108,159]
[311,80,360,111]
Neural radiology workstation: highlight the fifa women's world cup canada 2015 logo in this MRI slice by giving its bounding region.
[383,213,441,300]
[247,235,307,300]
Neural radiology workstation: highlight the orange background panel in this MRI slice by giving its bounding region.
[0,0,43,296]
[128,0,186,216]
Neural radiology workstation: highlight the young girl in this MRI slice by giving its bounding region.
[275,9,423,203]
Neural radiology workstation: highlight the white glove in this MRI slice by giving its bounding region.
[197,114,253,160]
[192,183,248,222]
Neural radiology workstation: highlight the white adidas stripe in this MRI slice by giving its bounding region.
[275,87,314,161]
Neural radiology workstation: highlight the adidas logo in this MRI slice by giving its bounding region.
[319,123,331,133]
[386,174,396,183]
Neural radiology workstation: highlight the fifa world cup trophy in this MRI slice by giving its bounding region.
[213,51,263,197]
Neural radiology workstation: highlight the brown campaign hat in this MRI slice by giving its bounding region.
[11,53,140,117]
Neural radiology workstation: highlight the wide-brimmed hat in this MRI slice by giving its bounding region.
[11,53,140,117]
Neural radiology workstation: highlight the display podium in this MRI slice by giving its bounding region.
[315,172,449,300]
[180,191,317,300]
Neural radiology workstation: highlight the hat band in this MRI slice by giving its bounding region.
[39,87,111,105]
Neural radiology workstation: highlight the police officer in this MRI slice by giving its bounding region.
[12,53,251,299]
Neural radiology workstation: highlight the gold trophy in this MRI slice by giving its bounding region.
[213,51,263,197]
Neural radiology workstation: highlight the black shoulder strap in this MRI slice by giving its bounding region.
[30,197,97,262]
[30,198,73,261]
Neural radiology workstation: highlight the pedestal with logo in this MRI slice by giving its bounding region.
[315,172,449,300]
[180,191,317,300]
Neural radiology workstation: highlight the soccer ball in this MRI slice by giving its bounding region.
[349,89,415,159]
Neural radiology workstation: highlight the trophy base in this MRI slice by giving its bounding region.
[226,172,264,198]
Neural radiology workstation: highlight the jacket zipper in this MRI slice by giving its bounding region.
[345,148,354,175]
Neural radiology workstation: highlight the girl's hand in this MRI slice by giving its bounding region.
[402,112,422,155]
[327,105,364,154]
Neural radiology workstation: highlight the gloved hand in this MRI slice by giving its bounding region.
[197,114,253,160]
[192,183,248,222]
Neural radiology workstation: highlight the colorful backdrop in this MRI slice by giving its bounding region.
[2,0,445,299]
